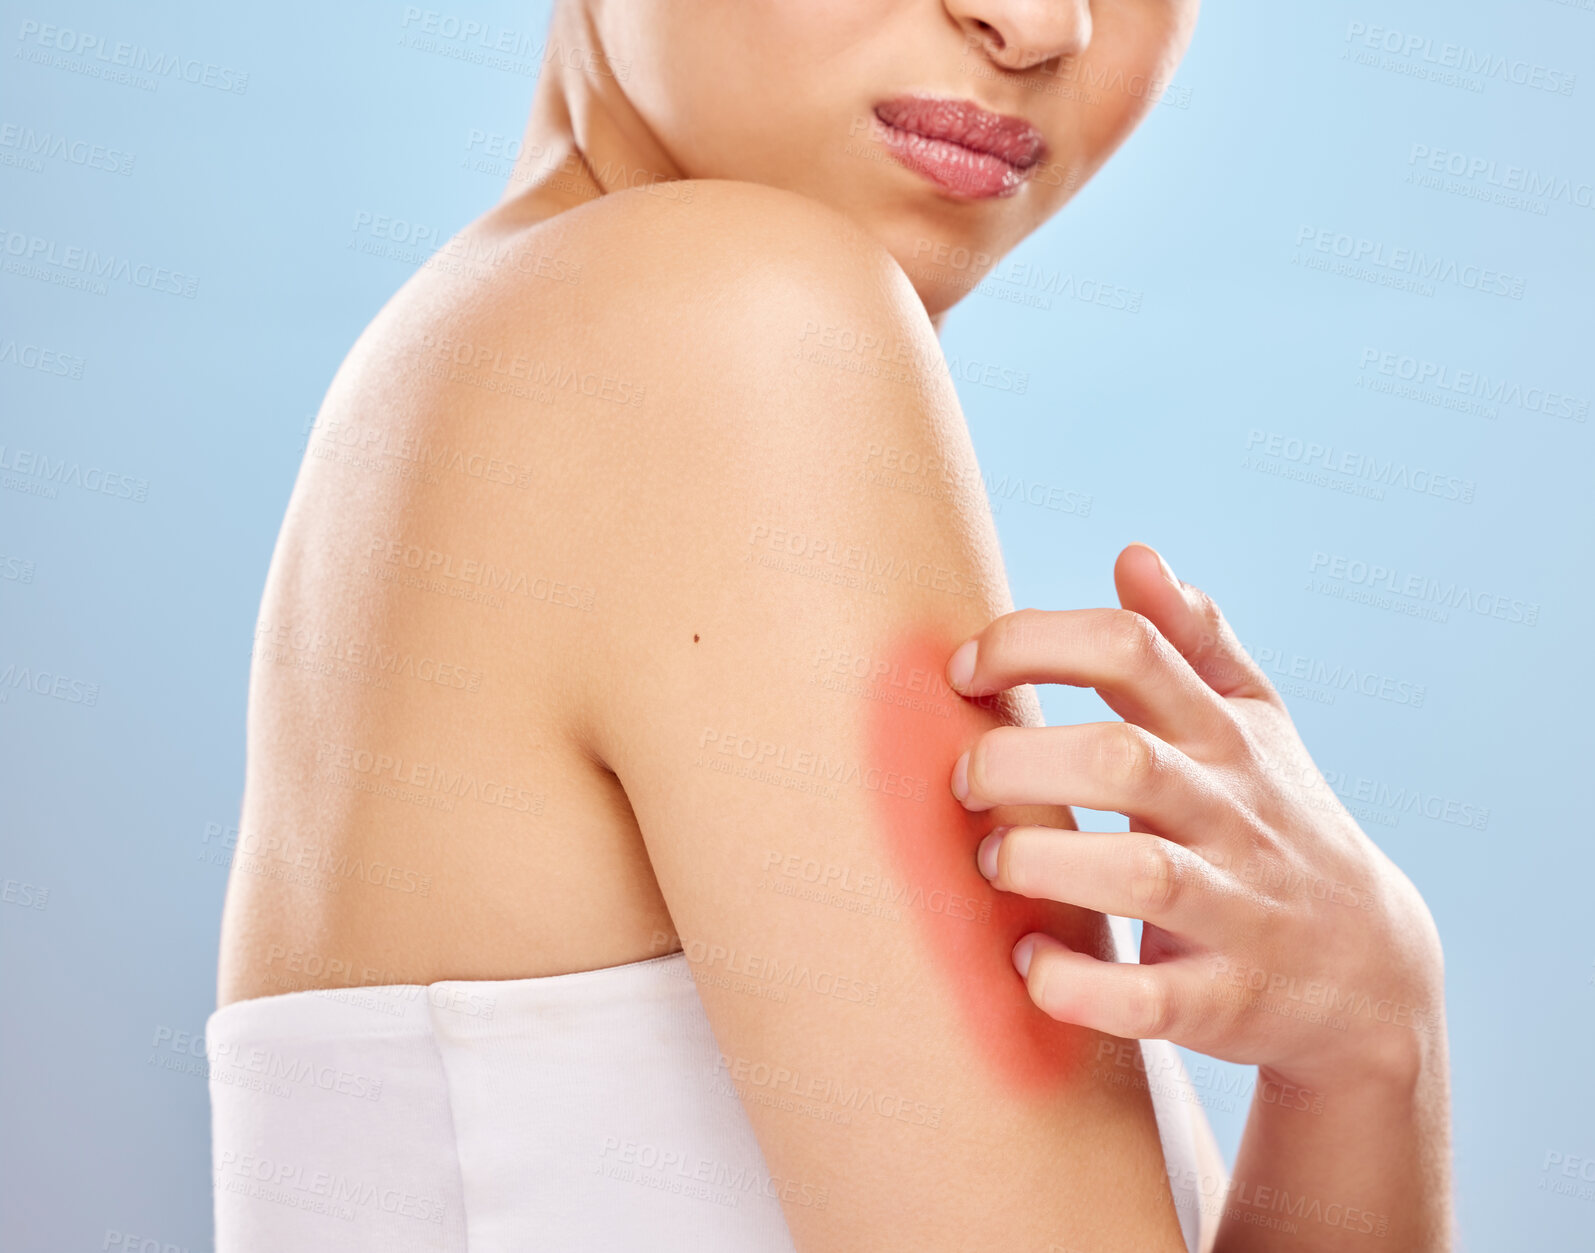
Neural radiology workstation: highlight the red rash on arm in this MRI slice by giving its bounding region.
[865,628,1109,1093]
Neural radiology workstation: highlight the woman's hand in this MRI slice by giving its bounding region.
[945,543,1446,1094]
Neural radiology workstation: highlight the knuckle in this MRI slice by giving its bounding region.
[1105,609,1162,675]
[1203,982,1249,1050]
[1197,645,1243,691]
[1129,839,1182,917]
[1129,969,1174,1039]
[1099,721,1156,790]
[993,607,1047,658]
[1212,707,1260,764]
[1188,585,1225,632]
[1184,591,1232,666]
[1252,670,1290,711]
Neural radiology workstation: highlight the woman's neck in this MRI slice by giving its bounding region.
[500,4,677,213]
[495,2,948,336]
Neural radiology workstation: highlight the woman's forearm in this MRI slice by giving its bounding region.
[1215,1023,1453,1252]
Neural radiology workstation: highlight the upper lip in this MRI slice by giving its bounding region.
[873,95,1046,170]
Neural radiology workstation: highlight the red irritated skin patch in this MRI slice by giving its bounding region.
[865,628,1112,1094]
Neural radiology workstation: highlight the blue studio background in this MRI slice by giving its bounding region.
[2,1,1591,1248]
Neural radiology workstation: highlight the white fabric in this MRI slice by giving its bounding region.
[208,950,1203,1251]
[1111,913,1207,1252]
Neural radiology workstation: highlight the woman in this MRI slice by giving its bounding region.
[211,1,1453,1249]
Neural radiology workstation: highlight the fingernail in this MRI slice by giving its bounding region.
[1012,934,1037,979]
[976,828,1008,880]
[1130,541,1179,589]
[946,639,977,693]
[950,751,970,802]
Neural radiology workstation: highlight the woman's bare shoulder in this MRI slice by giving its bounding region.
[527,177,907,283]
[449,178,935,398]
[477,183,1194,1253]
[469,177,1004,699]
[419,174,991,639]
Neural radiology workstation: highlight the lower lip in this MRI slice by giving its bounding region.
[874,120,1029,200]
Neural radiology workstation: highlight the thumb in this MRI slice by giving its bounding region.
[1114,543,1278,704]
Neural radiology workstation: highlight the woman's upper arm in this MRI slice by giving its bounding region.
[527,181,1191,1252]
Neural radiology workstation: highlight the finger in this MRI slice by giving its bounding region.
[979,827,1229,939]
[1113,543,1281,707]
[946,606,1242,759]
[953,722,1232,838]
[1013,932,1200,1042]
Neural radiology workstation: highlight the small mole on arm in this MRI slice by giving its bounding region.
[693,634,700,643]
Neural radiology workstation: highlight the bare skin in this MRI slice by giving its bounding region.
[221,0,1203,1002]
[220,174,1206,1251]
[219,1,1451,1248]
[953,547,1453,1250]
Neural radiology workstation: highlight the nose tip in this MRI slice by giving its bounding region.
[952,0,1093,72]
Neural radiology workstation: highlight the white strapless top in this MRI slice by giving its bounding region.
[207,949,1206,1251]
